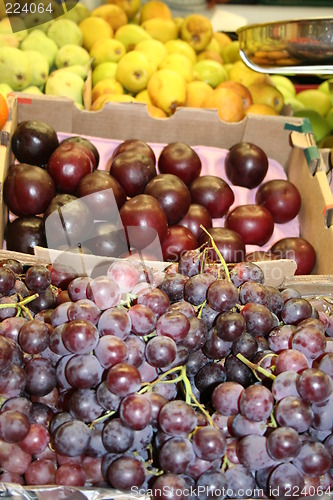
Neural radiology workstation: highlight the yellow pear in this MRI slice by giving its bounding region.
[92,77,124,102]
[197,50,223,64]
[90,38,126,65]
[159,53,193,83]
[205,36,221,54]
[139,1,172,23]
[245,103,279,116]
[146,103,168,119]
[164,39,197,64]
[185,80,214,108]
[222,40,242,63]
[135,39,168,67]
[91,93,137,110]
[179,14,213,52]
[228,60,267,87]
[296,89,331,117]
[135,89,152,104]
[141,18,178,43]
[248,82,284,113]
[106,0,141,20]
[213,32,232,56]
[116,50,154,93]
[79,17,113,51]
[115,24,152,51]
[147,68,187,115]
[91,4,128,32]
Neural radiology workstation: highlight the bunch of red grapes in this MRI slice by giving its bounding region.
[0,250,332,498]
[3,119,316,275]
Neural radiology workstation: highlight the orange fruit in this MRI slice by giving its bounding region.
[147,103,167,118]
[185,80,213,108]
[0,94,9,130]
[245,103,279,116]
[204,87,245,123]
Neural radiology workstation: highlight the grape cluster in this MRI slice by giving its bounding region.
[0,249,332,499]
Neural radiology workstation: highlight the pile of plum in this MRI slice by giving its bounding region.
[0,250,332,499]
[3,119,316,275]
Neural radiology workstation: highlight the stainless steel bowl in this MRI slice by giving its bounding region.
[237,17,333,74]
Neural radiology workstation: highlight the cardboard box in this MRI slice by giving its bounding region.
[2,94,333,279]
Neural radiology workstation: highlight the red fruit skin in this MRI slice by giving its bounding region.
[3,164,56,217]
[225,142,268,189]
[198,227,245,263]
[189,175,235,219]
[158,142,202,186]
[225,204,275,246]
[47,142,95,194]
[255,179,301,224]
[270,237,316,275]
[161,226,198,262]
[178,203,213,241]
[120,194,168,250]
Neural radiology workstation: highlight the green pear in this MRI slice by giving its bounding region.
[21,85,44,95]
[294,109,331,143]
[24,50,49,89]
[21,30,58,68]
[45,70,84,105]
[326,108,333,132]
[47,19,83,48]
[270,75,296,97]
[61,2,91,24]
[90,38,126,66]
[55,44,90,68]
[0,83,13,98]
[52,63,90,80]
[114,24,152,52]
[283,96,306,113]
[24,12,54,32]
[193,60,227,88]
[0,47,32,90]
[317,78,333,106]
[92,62,118,86]
[296,89,331,117]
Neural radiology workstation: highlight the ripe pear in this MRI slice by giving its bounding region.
[159,53,193,83]
[326,108,333,132]
[24,12,54,32]
[47,19,83,47]
[55,44,90,68]
[269,75,296,97]
[0,83,13,99]
[21,30,58,68]
[106,0,141,21]
[135,39,168,68]
[283,96,305,113]
[90,38,126,65]
[179,14,213,53]
[222,40,242,63]
[196,50,223,65]
[116,51,154,93]
[92,78,123,102]
[0,16,28,42]
[92,62,118,86]
[193,60,227,88]
[62,2,91,24]
[0,47,32,91]
[91,4,128,32]
[91,93,136,111]
[228,60,267,87]
[141,18,178,43]
[135,89,152,104]
[185,80,213,108]
[79,17,113,51]
[0,33,19,48]
[24,50,49,89]
[296,89,331,117]
[139,0,172,23]
[248,83,284,113]
[53,64,90,80]
[147,68,187,116]
[45,70,85,105]
[115,24,152,51]
[212,32,232,57]
[164,39,197,64]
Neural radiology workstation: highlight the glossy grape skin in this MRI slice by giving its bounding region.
[107,455,146,490]
[239,384,274,422]
[266,426,301,462]
[102,418,134,454]
[268,462,304,499]
[54,420,91,457]
[25,358,57,397]
[159,436,195,475]
[212,381,244,416]
[240,302,274,337]
[62,319,99,354]
[275,396,314,433]
[272,371,299,401]
[145,335,177,368]
[296,368,333,404]
[151,473,189,500]
[106,363,141,397]
[98,306,131,339]
[119,393,152,431]
[206,279,239,313]
[158,400,197,437]
[292,441,332,476]
[192,425,226,461]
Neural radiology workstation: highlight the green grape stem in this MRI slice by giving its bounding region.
[0,293,39,321]
[199,225,230,282]
[236,353,276,381]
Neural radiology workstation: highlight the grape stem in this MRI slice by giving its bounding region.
[236,353,276,381]
[199,226,230,282]
[89,409,116,428]
[0,293,39,321]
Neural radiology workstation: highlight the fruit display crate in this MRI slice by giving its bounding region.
[1,93,333,278]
